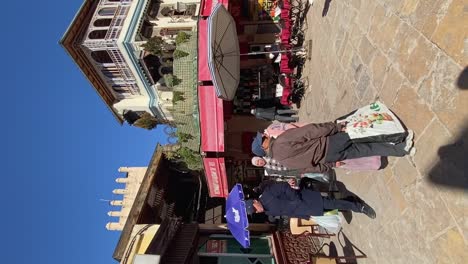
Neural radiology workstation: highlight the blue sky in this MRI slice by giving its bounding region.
[1,1,167,263]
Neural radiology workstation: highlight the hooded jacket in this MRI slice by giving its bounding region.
[268,122,343,172]
[259,182,324,219]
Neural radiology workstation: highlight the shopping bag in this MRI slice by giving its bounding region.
[337,101,407,143]
[301,172,330,182]
[340,156,382,171]
[310,211,342,234]
[264,122,305,138]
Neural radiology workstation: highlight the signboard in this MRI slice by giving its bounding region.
[203,158,229,198]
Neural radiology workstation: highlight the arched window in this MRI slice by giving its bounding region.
[112,85,129,93]
[102,68,120,79]
[94,18,112,27]
[98,7,116,16]
[89,30,108,39]
[91,50,113,64]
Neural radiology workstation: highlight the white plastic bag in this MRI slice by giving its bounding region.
[310,213,342,234]
[337,101,406,143]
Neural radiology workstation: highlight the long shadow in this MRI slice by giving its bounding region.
[427,68,468,190]
[322,0,333,17]
[457,66,468,89]
[428,124,468,190]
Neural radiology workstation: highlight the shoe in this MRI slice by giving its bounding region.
[406,130,414,142]
[409,147,416,157]
[404,138,414,152]
[360,203,376,219]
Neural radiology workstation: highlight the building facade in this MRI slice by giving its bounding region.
[61,0,200,123]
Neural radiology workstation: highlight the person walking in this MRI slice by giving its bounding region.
[251,122,415,172]
[245,181,376,219]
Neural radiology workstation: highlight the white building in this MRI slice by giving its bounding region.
[61,0,200,123]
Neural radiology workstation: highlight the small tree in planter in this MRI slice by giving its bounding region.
[142,36,175,56]
[176,131,194,142]
[172,91,185,103]
[175,32,191,45]
[133,112,158,130]
[163,74,182,88]
[173,50,189,59]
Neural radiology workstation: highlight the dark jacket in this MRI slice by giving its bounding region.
[253,107,276,121]
[268,122,343,172]
[259,182,324,219]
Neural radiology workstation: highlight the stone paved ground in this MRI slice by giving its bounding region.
[298,0,467,263]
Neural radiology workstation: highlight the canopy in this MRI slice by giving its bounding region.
[198,86,225,152]
[203,157,228,198]
[225,184,250,248]
[207,3,240,100]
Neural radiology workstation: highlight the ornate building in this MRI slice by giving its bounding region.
[60,0,200,123]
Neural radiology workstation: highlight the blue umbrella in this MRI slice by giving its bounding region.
[225,184,250,248]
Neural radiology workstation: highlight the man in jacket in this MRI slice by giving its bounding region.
[245,181,376,219]
[251,122,415,172]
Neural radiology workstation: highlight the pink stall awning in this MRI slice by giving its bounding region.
[203,157,228,198]
[198,86,225,152]
[198,20,211,81]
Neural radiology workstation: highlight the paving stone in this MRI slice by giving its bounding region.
[355,68,371,99]
[418,53,468,134]
[349,0,361,10]
[393,157,419,189]
[393,83,435,135]
[430,227,468,264]
[360,84,378,105]
[379,66,404,106]
[348,23,364,49]
[349,53,364,82]
[370,49,391,91]
[358,35,376,65]
[390,212,436,264]
[386,177,408,215]
[401,35,439,85]
[431,0,468,65]
[402,180,456,241]
[436,186,468,243]
[420,0,452,39]
[413,119,452,175]
[355,0,378,33]
[389,21,419,69]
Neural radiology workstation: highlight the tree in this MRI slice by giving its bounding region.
[176,131,194,142]
[131,112,177,130]
[172,91,185,103]
[173,50,189,59]
[132,112,158,130]
[142,36,175,56]
[176,147,203,170]
[163,74,182,88]
[175,32,191,45]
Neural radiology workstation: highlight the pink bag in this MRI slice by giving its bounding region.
[264,122,305,138]
[340,156,381,171]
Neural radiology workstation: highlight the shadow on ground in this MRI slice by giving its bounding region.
[427,68,468,190]
[428,124,468,190]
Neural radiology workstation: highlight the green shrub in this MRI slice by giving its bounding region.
[175,32,191,45]
[173,50,189,59]
[172,91,185,103]
[163,74,182,88]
